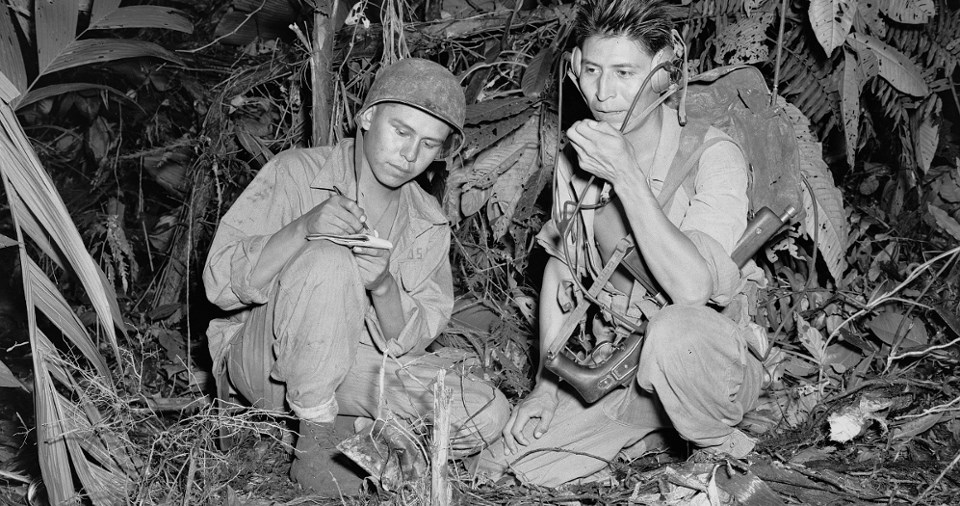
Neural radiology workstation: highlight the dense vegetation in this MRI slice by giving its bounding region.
[1,0,959,503]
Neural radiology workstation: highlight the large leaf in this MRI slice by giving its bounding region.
[929,205,960,241]
[488,117,541,238]
[89,6,193,33]
[15,82,129,110]
[839,45,878,167]
[847,32,929,96]
[461,108,535,159]
[57,391,131,504]
[90,0,122,26]
[881,0,935,24]
[0,99,126,343]
[0,2,27,94]
[2,70,133,504]
[27,257,112,382]
[456,141,528,217]
[30,357,76,505]
[855,0,888,38]
[0,359,25,389]
[784,101,848,284]
[809,0,856,55]
[912,95,940,173]
[465,96,538,125]
[521,45,556,98]
[5,189,67,270]
[866,309,928,347]
[42,38,184,76]
[840,49,862,168]
[35,0,79,73]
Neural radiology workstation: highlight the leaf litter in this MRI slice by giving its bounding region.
[2,0,960,504]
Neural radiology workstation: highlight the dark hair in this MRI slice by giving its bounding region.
[574,0,674,55]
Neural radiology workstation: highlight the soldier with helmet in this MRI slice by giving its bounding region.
[203,58,510,495]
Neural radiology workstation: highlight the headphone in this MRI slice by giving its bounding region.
[567,29,685,95]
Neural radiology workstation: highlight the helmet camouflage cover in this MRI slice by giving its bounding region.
[359,58,466,158]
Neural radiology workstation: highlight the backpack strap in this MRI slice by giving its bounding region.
[657,121,709,208]
[618,122,735,306]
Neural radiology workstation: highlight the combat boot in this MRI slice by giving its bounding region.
[290,419,363,496]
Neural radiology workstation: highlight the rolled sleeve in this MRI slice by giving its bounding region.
[226,233,273,304]
[202,151,307,311]
[204,228,278,311]
[685,230,742,305]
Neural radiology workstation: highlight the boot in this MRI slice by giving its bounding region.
[290,419,363,497]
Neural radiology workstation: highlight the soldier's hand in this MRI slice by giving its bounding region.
[566,119,640,185]
[502,388,559,455]
[299,195,367,236]
[353,247,391,292]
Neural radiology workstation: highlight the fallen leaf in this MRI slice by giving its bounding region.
[891,412,944,442]
[929,204,960,241]
[828,395,893,442]
[865,309,928,348]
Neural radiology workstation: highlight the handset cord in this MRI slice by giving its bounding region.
[555,57,683,333]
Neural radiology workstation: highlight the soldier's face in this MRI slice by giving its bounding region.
[576,35,657,130]
[359,103,452,189]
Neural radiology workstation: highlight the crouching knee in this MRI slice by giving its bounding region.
[642,305,705,361]
[449,380,510,456]
[278,240,357,290]
[636,305,717,386]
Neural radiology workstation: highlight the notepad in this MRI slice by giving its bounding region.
[306,233,393,250]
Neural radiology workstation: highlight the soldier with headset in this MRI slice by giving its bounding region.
[475,0,765,486]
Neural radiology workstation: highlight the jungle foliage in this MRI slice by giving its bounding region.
[0,0,959,503]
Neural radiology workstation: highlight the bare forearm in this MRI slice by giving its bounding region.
[615,171,712,305]
[369,274,405,342]
[535,257,570,395]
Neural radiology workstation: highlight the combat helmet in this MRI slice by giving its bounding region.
[359,58,466,158]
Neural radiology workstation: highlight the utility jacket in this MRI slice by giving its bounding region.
[203,141,454,368]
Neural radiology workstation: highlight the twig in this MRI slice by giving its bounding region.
[885,242,958,369]
[817,246,959,372]
[377,346,390,421]
[890,333,960,362]
[0,470,30,483]
[771,0,789,106]
[179,0,268,54]
[182,449,197,506]
[431,371,451,506]
[896,395,960,420]
[912,447,960,505]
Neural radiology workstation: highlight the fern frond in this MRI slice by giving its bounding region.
[776,27,841,137]
[683,0,750,41]
[868,78,910,131]
[884,0,960,75]
[689,0,748,19]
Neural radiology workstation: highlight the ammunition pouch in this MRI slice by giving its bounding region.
[544,329,645,403]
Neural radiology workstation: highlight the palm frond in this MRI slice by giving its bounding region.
[1,69,133,505]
